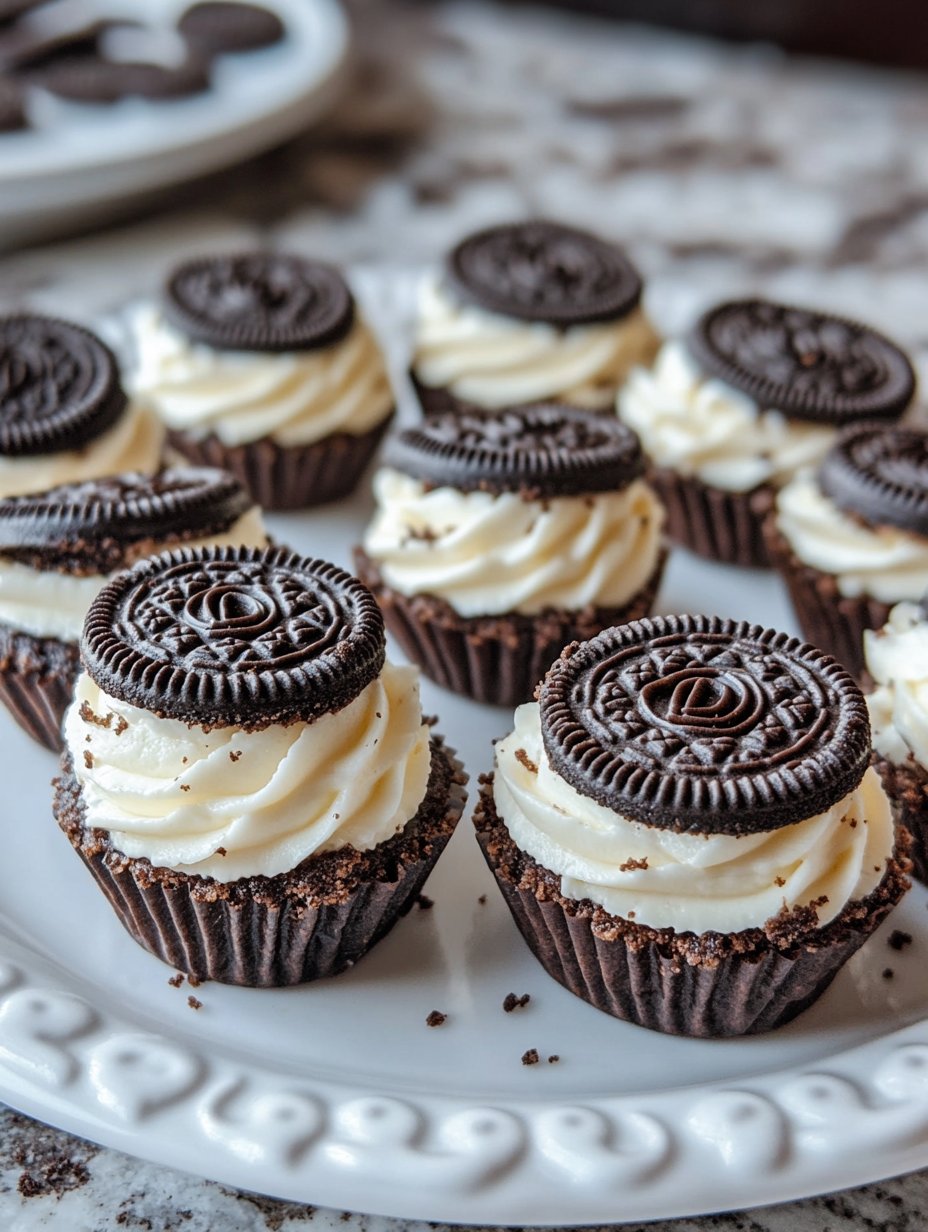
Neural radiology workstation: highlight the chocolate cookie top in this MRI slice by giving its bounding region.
[384,405,644,497]
[39,54,210,104]
[178,2,286,54]
[82,545,385,727]
[0,77,25,131]
[819,422,928,537]
[539,614,870,835]
[0,468,254,574]
[446,221,643,326]
[687,299,915,424]
[163,253,355,353]
[0,314,128,458]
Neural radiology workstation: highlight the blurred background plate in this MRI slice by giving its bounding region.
[0,0,350,247]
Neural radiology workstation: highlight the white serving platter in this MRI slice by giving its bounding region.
[1,487,927,1225]
[0,0,349,245]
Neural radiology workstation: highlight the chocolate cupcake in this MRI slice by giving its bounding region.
[866,601,928,884]
[355,405,667,706]
[0,468,266,750]
[766,423,928,678]
[54,545,466,987]
[129,253,395,511]
[411,220,659,415]
[619,299,915,567]
[474,614,908,1037]
[0,313,164,500]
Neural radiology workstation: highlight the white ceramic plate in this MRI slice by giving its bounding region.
[2,500,928,1226]
[0,0,349,244]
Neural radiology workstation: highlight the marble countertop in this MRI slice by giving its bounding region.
[3,0,928,1227]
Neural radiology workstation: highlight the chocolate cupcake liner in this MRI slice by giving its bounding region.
[55,737,467,987]
[354,548,667,708]
[474,778,910,1038]
[874,754,928,885]
[167,414,393,511]
[763,515,891,679]
[647,466,773,567]
[0,624,79,750]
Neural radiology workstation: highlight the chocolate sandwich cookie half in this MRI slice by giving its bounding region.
[411,220,659,416]
[55,545,467,986]
[619,298,916,567]
[130,252,394,510]
[474,614,909,1037]
[0,313,163,500]
[178,2,286,55]
[0,468,266,749]
[356,405,667,706]
[766,422,928,678]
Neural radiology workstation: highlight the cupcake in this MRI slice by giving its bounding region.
[619,298,915,567]
[0,468,266,750]
[54,545,467,987]
[866,602,928,884]
[766,423,928,679]
[355,404,667,707]
[0,313,163,500]
[410,220,658,415]
[129,252,395,510]
[474,614,909,1038]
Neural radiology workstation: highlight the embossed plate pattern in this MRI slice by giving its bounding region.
[2,427,928,1225]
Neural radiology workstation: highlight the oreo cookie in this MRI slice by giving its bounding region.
[384,405,644,497]
[178,2,286,54]
[0,77,26,131]
[163,253,355,353]
[446,221,643,326]
[0,314,128,457]
[38,54,210,104]
[688,298,915,424]
[0,468,254,573]
[539,614,871,835]
[82,545,386,727]
[819,422,928,537]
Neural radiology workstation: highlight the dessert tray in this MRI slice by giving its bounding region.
[2,501,928,1225]
[0,0,349,244]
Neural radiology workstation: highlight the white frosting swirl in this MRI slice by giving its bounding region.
[866,602,928,767]
[130,304,394,448]
[618,341,835,492]
[0,507,268,642]
[411,277,659,410]
[362,468,664,618]
[0,401,164,501]
[493,703,895,934]
[775,473,928,602]
[63,662,432,883]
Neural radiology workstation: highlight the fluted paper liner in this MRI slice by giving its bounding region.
[354,549,667,709]
[648,465,773,568]
[474,777,909,1038]
[56,738,467,987]
[0,626,79,750]
[167,415,393,511]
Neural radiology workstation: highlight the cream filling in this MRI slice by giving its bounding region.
[775,474,928,602]
[411,276,659,410]
[492,703,895,934]
[0,401,164,501]
[617,341,836,493]
[866,602,928,767]
[363,468,664,618]
[64,662,432,883]
[130,304,394,448]
[0,507,268,642]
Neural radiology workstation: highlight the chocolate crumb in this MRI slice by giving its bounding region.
[503,993,531,1012]
[889,929,913,951]
[415,893,434,910]
[618,856,648,872]
[83,750,94,770]
[187,974,202,988]
[216,846,227,857]
[179,783,191,792]
[114,716,128,736]
[849,818,858,828]
[187,995,202,1010]
[167,974,184,988]
[182,756,188,764]
[627,910,636,919]
[478,894,487,904]
[426,1010,447,1027]
[515,748,538,774]
[229,750,242,762]
[79,700,114,729]
[521,1048,540,1066]
[548,1055,560,1064]
[882,968,895,980]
